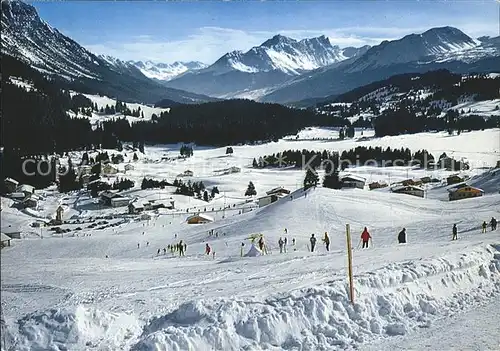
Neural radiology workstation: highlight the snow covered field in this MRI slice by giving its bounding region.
[1,127,499,350]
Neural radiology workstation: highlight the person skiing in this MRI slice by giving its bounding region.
[184,243,187,252]
[310,234,317,252]
[398,228,406,244]
[482,221,487,233]
[163,247,166,255]
[323,232,330,251]
[157,248,161,255]
[292,238,296,246]
[452,224,458,240]
[205,243,211,255]
[361,227,371,248]
[258,236,265,252]
[137,243,140,249]
[284,228,288,234]
[278,237,284,253]
[284,237,288,253]
[490,217,497,231]
[179,241,185,256]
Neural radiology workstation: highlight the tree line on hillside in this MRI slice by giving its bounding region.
[98,100,349,146]
[253,146,468,171]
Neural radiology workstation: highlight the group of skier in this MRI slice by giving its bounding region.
[156,240,187,256]
[481,217,497,233]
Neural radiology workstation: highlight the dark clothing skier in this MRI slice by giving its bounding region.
[278,238,284,253]
[361,227,371,248]
[323,232,330,251]
[310,234,317,252]
[205,244,211,255]
[258,237,265,252]
[482,221,487,233]
[398,228,406,244]
[452,224,458,240]
[490,217,497,231]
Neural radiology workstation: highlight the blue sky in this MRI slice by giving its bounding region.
[31,0,498,64]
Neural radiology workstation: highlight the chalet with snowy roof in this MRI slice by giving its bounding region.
[1,233,12,248]
[369,182,388,190]
[448,185,484,201]
[447,174,464,185]
[124,164,135,172]
[1,224,21,239]
[391,185,425,198]
[16,184,35,196]
[128,201,145,214]
[4,178,19,193]
[186,213,213,224]
[102,163,119,176]
[266,187,291,196]
[340,175,366,189]
[99,191,130,207]
[258,194,279,208]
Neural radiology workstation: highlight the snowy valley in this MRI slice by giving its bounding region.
[2,0,500,350]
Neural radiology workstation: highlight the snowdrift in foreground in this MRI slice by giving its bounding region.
[5,243,499,351]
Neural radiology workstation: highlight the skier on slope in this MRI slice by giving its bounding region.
[361,227,371,248]
[284,237,288,253]
[490,217,497,231]
[482,221,487,233]
[179,241,185,256]
[452,224,458,240]
[258,236,265,252]
[278,238,284,253]
[323,232,330,251]
[398,228,406,244]
[205,243,211,255]
[310,234,317,252]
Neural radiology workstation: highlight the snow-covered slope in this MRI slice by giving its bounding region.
[1,128,499,350]
[128,60,207,81]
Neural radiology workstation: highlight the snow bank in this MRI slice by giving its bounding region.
[132,243,500,350]
[5,244,500,350]
[7,306,142,351]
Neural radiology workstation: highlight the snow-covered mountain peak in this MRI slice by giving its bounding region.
[201,34,368,76]
[128,60,207,81]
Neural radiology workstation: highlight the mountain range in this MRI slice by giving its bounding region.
[2,0,499,106]
[162,35,370,98]
[0,0,215,104]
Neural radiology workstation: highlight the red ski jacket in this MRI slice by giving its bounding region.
[361,229,371,241]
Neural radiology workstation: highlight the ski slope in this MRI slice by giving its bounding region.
[1,128,500,350]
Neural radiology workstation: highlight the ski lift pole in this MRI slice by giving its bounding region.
[346,224,354,304]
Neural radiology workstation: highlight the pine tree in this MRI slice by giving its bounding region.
[304,168,319,189]
[245,181,257,196]
[252,158,258,168]
[203,190,209,202]
[133,152,139,161]
[322,161,341,189]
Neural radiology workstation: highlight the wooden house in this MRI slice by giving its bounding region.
[266,187,291,196]
[186,213,214,224]
[369,182,388,190]
[391,185,425,198]
[258,194,279,208]
[340,175,366,189]
[448,185,484,201]
[99,191,130,207]
[4,178,19,193]
[446,174,464,185]
[1,233,12,248]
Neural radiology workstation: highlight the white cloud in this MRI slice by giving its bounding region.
[84,23,495,65]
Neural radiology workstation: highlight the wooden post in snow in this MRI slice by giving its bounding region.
[346,224,354,304]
